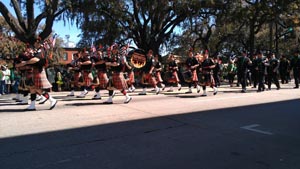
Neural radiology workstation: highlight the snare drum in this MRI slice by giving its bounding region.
[182,71,193,83]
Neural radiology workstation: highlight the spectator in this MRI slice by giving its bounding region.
[0,65,5,95]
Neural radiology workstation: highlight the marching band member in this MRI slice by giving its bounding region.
[104,44,132,104]
[76,49,93,98]
[20,39,57,111]
[166,54,181,92]
[153,54,165,91]
[199,50,218,96]
[66,53,80,96]
[139,49,160,95]
[253,51,266,92]
[91,49,108,99]
[266,52,280,90]
[120,45,136,93]
[184,49,201,94]
[235,50,252,93]
[14,51,31,105]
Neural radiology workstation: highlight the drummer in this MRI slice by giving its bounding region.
[166,54,181,92]
[138,49,160,95]
[184,49,201,94]
[199,50,218,96]
[76,49,93,98]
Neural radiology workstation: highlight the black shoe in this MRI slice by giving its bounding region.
[76,95,85,98]
[294,86,299,89]
[103,101,113,104]
[24,108,36,111]
[92,97,102,100]
[17,102,28,105]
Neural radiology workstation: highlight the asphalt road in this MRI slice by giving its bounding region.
[0,83,299,169]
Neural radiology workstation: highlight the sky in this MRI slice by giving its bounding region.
[1,0,81,45]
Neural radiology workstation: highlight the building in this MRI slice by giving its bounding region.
[59,47,80,64]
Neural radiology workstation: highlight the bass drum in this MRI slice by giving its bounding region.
[128,48,146,69]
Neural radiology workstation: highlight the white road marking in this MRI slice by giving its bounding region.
[241,124,273,135]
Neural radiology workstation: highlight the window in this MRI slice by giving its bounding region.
[63,52,68,61]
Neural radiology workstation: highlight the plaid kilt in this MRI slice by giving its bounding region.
[191,69,198,82]
[18,69,32,91]
[166,71,180,83]
[33,68,52,89]
[199,72,215,87]
[155,72,163,83]
[82,70,92,86]
[111,72,128,90]
[141,73,157,86]
[97,71,109,89]
[72,72,80,87]
[182,70,198,83]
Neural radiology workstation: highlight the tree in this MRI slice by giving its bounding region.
[0,16,26,58]
[71,0,203,55]
[0,0,73,45]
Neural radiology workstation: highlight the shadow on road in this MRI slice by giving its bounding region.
[0,99,300,169]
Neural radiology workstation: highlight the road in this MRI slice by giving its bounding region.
[0,83,300,169]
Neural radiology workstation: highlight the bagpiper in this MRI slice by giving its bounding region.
[91,48,109,99]
[103,44,132,104]
[184,49,200,94]
[19,39,57,111]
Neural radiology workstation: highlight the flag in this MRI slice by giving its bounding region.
[51,33,57,47]
[91,42,96,53]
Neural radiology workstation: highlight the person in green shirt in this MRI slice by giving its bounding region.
[0,65,5,95]
[227,59,236,87]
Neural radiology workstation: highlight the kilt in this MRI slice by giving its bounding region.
[82,70,92,86]
[141,72,157,86]
[155,72,163,83]
[18,69,32,91]
[191,69,198,82]
[166,71,180,83]
[200,72,215,87]
[97,71,109,89]
[33,68,52,89]
[182,70,198,83]
[112,72,128,90]
[73,72,80,86]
